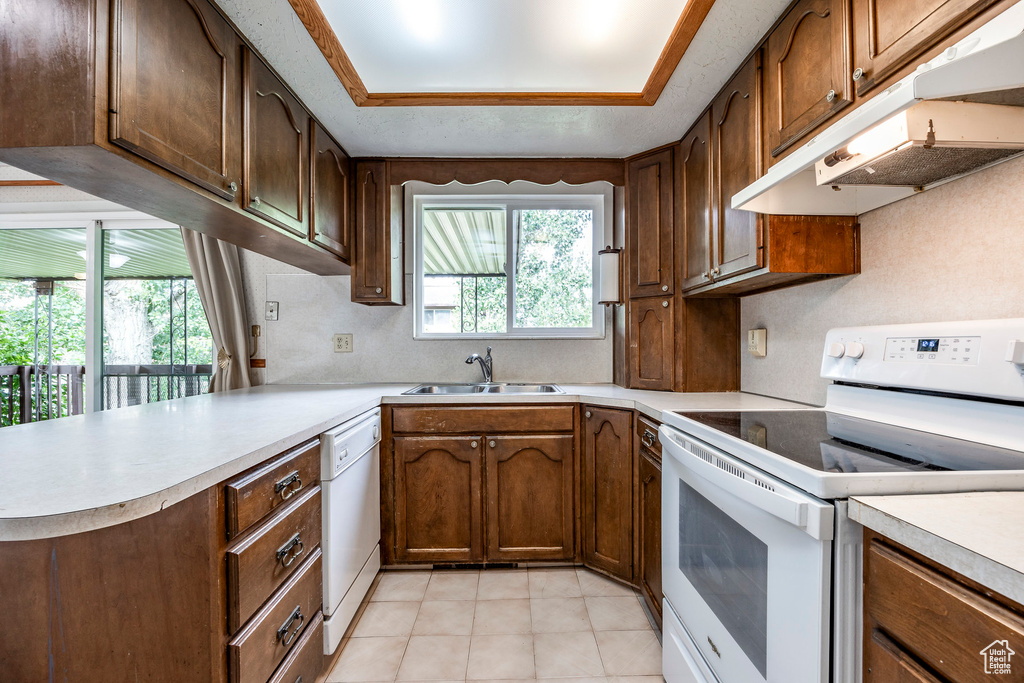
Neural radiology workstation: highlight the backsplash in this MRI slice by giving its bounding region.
[240,268,613,385]
[741,154,1024,406]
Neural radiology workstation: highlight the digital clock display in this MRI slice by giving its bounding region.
[917,338,940,352]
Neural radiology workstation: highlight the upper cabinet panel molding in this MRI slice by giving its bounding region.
[764,0,852,161]
[110,0,243,199]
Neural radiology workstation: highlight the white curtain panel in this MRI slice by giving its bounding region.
[180,227,252,393]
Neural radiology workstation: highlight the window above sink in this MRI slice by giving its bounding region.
[408,181,611,341]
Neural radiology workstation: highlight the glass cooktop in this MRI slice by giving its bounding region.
[675,410,1024,474]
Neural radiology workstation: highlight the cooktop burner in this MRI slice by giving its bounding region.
[675,410,1024,474]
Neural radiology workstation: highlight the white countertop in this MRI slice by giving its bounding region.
[0,383,805,541]
[850,492,1024,605]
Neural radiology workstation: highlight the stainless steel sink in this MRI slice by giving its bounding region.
[403,383,563,395]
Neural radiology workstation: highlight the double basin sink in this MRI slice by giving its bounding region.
[403,383,563,395]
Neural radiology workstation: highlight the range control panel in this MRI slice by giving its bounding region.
[820,319,1024,402]
[883,336,981,364]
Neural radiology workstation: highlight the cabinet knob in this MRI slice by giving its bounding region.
[228,181,238,193]
[488,440,496,448]
[826,89,836,102]
[711,267,720,277]
[661,285,669,292]
[585,411,592,419]
[375,287,383,294]
[702,271,710,280]
[662,301,669,308]
[852,67,864,81]
[471,440,478,448]
[252,196,262,206]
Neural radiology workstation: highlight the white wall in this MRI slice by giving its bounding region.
[741,154,1024,406]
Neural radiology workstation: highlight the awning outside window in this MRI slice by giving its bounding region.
[422,209,505,276]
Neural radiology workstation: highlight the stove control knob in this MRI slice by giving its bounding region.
[846,342,865,359]
[1006,340,1024,365]
[827,342,846,359]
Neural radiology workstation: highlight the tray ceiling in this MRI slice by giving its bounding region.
[213,0,792,155]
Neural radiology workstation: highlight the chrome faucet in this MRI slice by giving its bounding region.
[465,346,494,383]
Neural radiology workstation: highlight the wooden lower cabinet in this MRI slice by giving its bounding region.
[581,406,634,581]
[637,447,662,625]
[864,531,1024,683]
[393,436,485,563]
[485,435,575,561]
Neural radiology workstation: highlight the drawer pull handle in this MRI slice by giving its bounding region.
[275,471,303,500]
[642,429,657,448]
[276,533,305,568]
[277,605,304,647]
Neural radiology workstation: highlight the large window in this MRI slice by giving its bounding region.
[413,188,607,339]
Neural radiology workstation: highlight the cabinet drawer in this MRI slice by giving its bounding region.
[226,439,320,538]
[636,414,661,459]
[392,405,574,434]
[866,539,1024,682]
[268,609,324,683]
[229,548,323,683]
[228,486,322,632]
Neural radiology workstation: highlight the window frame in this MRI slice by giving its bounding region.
[411,184,609,340]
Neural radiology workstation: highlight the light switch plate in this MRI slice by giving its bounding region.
[265,301,279,321]
[748,328,767,357]
[333,333,353,353]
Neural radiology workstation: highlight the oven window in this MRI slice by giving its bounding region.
[679,480,768,677]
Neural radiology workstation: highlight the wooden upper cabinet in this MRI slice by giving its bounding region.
[764,0,852,161]
[581,406,633,581]
[352,160,404,305]
[629,298,674,391]
[393,436,484,563]
[712,53,763,283]
[310,121,351,262]
[110,0,242,199]
[678,112,713,292]
[627,148,674,298]
[851,0,1002,97]
[243,49,310,237]
[484,436,574,562]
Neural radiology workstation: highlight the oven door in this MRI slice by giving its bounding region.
[660,425,834,683]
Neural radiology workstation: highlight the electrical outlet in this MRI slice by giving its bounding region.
[748,328,767,357]
[265,301,279,321]
[333,333,353,353]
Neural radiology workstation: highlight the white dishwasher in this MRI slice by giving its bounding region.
[320,408,382,655]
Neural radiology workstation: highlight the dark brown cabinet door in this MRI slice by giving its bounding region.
[581,406,633,581]
[629,298,674,391]
[637,449,662,625]
[243,49,309,236]
[310,121,351,262]
[484,435,574,562]
[864,630,942,683]
[393,436,484,563]
[712,54,763,283]
[851,0,1000,97]
[352,160,403,305]
[764,0,852,160]
[678,112,713,292]
[627,148,674,298]
[110,0,242,199]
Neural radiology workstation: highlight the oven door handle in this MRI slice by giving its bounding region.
[661,426,834,541]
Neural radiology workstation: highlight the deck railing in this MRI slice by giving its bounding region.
[0,364,213,426]
[102,364,212,409]
[0,365,85,427]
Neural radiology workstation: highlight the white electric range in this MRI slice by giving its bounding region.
[659,319,1024,683]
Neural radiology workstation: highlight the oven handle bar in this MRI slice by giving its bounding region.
[661,426,834,541]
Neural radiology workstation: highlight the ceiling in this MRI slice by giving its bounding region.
[320,0,684,94]
[213,0,792,157]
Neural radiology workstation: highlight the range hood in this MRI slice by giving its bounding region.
[733,3,1024,216]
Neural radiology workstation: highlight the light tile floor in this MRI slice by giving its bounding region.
[327,567,663,682]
